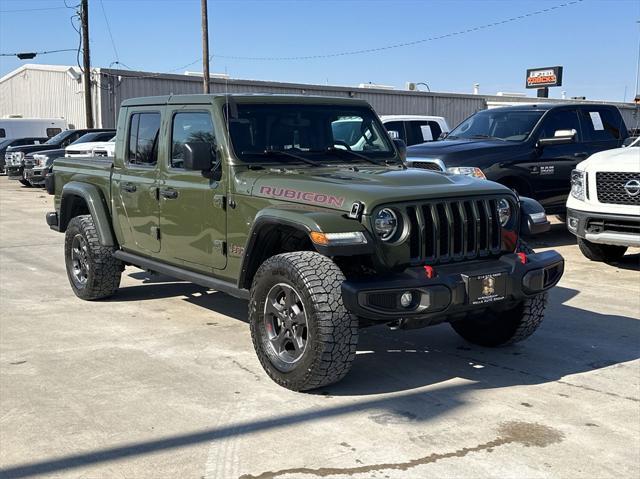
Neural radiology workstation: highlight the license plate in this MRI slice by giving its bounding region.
[466,272,507,305]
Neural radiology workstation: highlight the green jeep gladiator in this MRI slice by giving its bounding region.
[46,94,564,391]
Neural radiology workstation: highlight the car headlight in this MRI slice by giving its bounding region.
[374,208,404,242]
[570,169,586,200]
[33,155,49,167]
[447,166,486,179]
[497,198,512,227]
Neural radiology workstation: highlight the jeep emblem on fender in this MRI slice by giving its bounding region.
[623,179,640,197]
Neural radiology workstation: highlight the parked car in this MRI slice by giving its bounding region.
[23,131,115,186]
[406,104,628,215]
[0,137,48,173]
[65,135,116,158]
[46,94,563,391]
[5,129,115,185]
[0,117,67,140]
[381,115,450,145]
[566,136,639,262]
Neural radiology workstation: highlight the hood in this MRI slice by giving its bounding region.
[30,148,66,158]
[66,140,115,152]
[407,138,525,165]
[577,147,640,173]
[6,143,61,155]
[235,166,512,214]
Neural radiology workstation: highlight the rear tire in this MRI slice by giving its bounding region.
[64,215,122,300]
[249,251,358,391]
[450,241,547,347]
[578,238,627,262]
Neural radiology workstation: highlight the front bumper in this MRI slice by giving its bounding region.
[6,165,23,179]
[342,251,564,323]
[24,167,47,185]
[567,208,640,248]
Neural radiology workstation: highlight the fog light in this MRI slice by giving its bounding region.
[400,292,414,308]
[568,216,579,231]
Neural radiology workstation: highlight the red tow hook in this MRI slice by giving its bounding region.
[517,252,527,264]
[424,265,435,279]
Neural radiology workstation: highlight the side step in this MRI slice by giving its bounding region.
[113,250,249,300]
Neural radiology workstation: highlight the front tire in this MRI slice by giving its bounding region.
[19,178,31,187]
[450,241,547,347]
[578,238,627,262]
[64,215,122,300]
[249,251,358,391]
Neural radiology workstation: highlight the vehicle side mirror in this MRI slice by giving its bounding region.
[387,130,400,140]
[622,136,636,147]
[537,129,576,147]
[393,138,407,162]
[183,142,216,171]
[438,132,449,140]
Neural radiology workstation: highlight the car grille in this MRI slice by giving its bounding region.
[401,198,503,264]
[410,161,443,171]
[596,172,640,206]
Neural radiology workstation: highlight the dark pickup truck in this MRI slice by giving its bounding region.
[407,104,628,215]
[5,128,114,185]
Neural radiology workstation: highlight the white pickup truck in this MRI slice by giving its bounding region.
[566,137,640,262]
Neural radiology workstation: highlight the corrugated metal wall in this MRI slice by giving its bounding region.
[0,67,97,129]
[96,69,488,128]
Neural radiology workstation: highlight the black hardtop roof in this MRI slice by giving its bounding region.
[486,103,620,113]
[121,93,371,107]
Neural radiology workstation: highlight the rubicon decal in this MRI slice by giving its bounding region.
[259,186,345,207]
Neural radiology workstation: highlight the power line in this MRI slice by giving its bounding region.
[0,6,68,13]
[213,0,585,61]
[99,0,120,63]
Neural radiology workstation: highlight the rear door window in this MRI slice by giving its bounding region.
[405,121,444,145]
[127,112,161,166]
[0,129,5,138]
[384,121,405,142]
[580,109,624,141]
[46,128,61,138]
[539,109,582,141]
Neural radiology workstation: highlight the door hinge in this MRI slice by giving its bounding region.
[213,240,226,255]
[213,194,226,210]
[151,226,160,240]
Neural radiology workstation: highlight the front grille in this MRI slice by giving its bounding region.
[587,218,640,235]
[411,161,443,171]
[403,198,502,264]
[596,172,640,206]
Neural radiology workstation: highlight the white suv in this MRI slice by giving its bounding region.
[566,137,640,262]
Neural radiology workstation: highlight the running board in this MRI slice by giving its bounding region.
[113,250,249,300]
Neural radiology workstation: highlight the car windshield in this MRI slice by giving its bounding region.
[70,132,110,145]
[225,103,397,164]
[0,139,13,149]
[45,130,74,145]
[448,109,545,142]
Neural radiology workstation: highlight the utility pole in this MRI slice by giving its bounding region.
[80,0,94,128]
[201,0,210,93]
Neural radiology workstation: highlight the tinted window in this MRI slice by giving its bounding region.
[45,130,74,145]
[171,112,216,169]
[405,121,443,145]
[449,109,544,142]
[72,131,115,145]
[580,109,625,141]
[539,109,581,140]
[46,128,61,138]
[384,121,406,142]
[128,112,161,166]
[0,129,5,138]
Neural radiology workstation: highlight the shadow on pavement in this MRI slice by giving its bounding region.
[527,223,576,248]
[2,286,638,478]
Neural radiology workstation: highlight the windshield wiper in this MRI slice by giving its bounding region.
[324,147,397,167]
[470,134,505,141]
[241,149,322,167]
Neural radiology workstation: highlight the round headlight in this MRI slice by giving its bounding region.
[497,198,512,227]
[374,208,399,241]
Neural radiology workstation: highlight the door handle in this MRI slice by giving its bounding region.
[574,152,588,158]
[160,188,178,199]
[121,182,137,193]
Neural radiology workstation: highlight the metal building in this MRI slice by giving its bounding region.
[1,64,638,131]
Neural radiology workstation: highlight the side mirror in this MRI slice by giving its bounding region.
[393,138,407,162]
[438,132,449,140]
[622,136,637,147]
[183,142,216,171]
[537,129,576,147]
[387,130,400,140]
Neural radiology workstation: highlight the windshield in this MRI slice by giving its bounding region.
[45,130,74,145]
[71,132,112,145]
[225,103,396,164]
[448,109,545,142]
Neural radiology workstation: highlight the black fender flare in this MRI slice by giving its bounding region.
[59,182,116,246]
[519,196,550,236]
